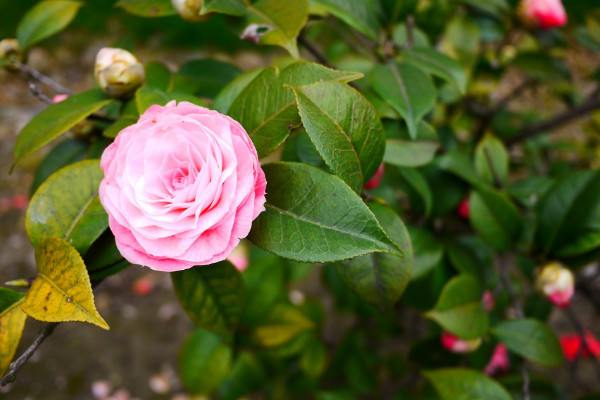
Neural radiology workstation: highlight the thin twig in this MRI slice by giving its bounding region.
[28,82,53,104]
[483,147,504,189]
[405,15,415,49]
[506,86,600,146]
[0,323,59,386]
[298,34,334,68]
[11,61,72,94]
[520,362,530,400]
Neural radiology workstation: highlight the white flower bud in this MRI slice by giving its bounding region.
[94,47,145,99]
[535,261,575,308]
[0,38,23,68]
[171,0,212,22]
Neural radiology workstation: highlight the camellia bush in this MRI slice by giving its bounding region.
[2,0,600,398]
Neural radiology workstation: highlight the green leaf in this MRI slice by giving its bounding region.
[404,48,467,94]
[245,0,308,58]
[201,0,246,16]
[426,275,488,339]
[437,151,487,189]
[115,0,176,17]
[300,337,328,378]
[469,188,522,252]
[290,81,385,192]
[555,230,600,258]
[21,237,109,330]
[335,204,412,308]
[392,23,431,48]
[135,86,205,114]
[103,115,138,139]
[311,0,380,41]
[397,167,433,217]
[371,62,436,139]
[248,162,402,262]
[179,59,241,98]
[454,0,509,17]
[446,241,483,281]
[172,261,245,335]
[16,0,82,49]
[253,304,315,347]
[513,53,570,82]
[228,62,362,158]
[30,139,88,195]
[13,89,112,165]
[180,328,233,396]
[384,140,438,168]
[409,226,443,280]
[491,319,563,367]
[474,133,509,185]
[218,352,265,400]
[213,68,264,114]
[26,160,108,255]
[535,170,600,254]
[144,61,172,91]
[0,288,27,374]
[423,368,512,400]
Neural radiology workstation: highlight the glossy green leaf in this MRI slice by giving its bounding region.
[392,23,431,48]
[384,140,438,168]
[180,328,233,396]
[513,53,570,82]
[26,160,107,255]
[398,167,433,217]
[201,0,245,15]
[409,226,443,280]
[103,115,137,139]
[469,187,522,252]
[456,0,509,16]
[556,230,600,258]
[144,61,172,90]
[311,0,380,40]
[172,261,245,335]
[404,48,467,94]
[474,133,509,185]
[0,288,27,374]
[135,86,205,114]
[14,89,112,165]
[245,0,308,58]
[535,170,600,254]
[248,162,402,262]
[179,59,241,98]
[16,0,82,49]
[335,204,413,308]
[371,62,436,139]
[22,237,109,330]
[213,68,264,114]
[290,81,385,192]
[437,151,487,189]
[115,0,176,17]
[423,368,512,400]
[426,275,488,339]
[491,319,563,367]
[30,139,88,195]
[228,62,362,158]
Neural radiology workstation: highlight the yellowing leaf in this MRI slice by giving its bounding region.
[0,288,27,374]
[254,305,314,347]
[21,237,109,330]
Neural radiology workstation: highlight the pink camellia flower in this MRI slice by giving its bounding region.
[518,0,567,30]
[484,344,510,376]
[457,197,469,219]
[535,261,574,308]
[99,101,267,272]
[227,243,249,272]
[440,332,481,354]
[365,163,384,190]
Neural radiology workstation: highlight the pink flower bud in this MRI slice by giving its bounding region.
[484,344,510,376]
[440,332,481,353]
[365,163,384,190]
[94,48,145,98]
[52,94,69,103]
[535,261,574,308]
[518,0,567,30]
[457,197,470,219]
[482,290,495,312]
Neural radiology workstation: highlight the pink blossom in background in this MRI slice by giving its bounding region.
[457,197,469,219]
[535,262,574,308]
[561,331,600,362]
[482,290,495,312]
[440,332,481,353]
[365,163,384,190]
[52,94,69,103]
[227,244,249,272]
[519,0,567,29]
[99,101,266,272]
[484,344,510,376]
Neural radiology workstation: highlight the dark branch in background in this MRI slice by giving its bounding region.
[405,15,415,49]
[483,147,504,189]
[0,323,59,386]
[506,86,600,146]
[11,61,72,94]
[498,254,530,400]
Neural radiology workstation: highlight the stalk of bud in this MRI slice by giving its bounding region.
[535,261,574,308]
[517,0,567,30]
[171,0,212,22]
[94,47,145,99]
[0,38,23,69]
[440,332,481,353]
